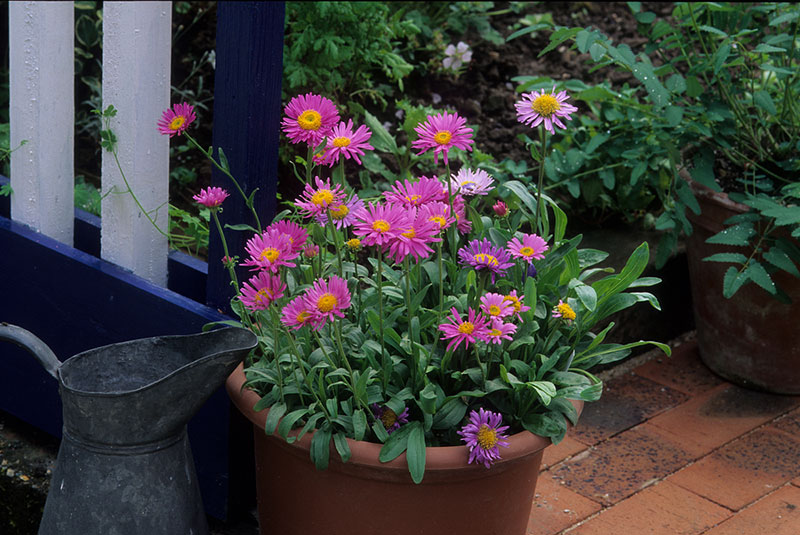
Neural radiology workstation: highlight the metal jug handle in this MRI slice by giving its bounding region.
[0,323,61,379]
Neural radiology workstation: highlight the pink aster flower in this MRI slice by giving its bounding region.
[316,119,373,166]
[371,404,410,434]
[281,92,340,146]
[352,202,412,248]
[458,408,510,468]
[281,296,316,331]
[480,293,514,320]
[507,233,549,264]
[266,220,308,255]
[157,102,196,137]
[241,229,299,273]
[493,200,509,217]
[412,111,474,165]
[386,209,442,264]
[192,186,229,208]
[294,176,346,219]
[418,201,455,232]
[486,319,517,345]
[503,290,531,320]
[451,194,472,234]
[383,175,447,208]
[314,194,367,230]
[450,168,495,196]
[239,271,286,313]
[303,275,351,328]
[438,307,491,352]
[458,238,514,283]
[515,86,578,135]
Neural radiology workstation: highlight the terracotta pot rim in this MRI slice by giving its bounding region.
[226,362,581,475]
[680,168,749,215]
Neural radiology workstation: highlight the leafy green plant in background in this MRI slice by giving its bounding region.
[520,2,800,299]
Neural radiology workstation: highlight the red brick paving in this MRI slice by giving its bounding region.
[531,336,800,534]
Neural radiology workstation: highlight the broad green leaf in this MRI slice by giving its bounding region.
[539,27,581,58]
[432,398,467,429]
[753,90,777,115]
[332,431,351,463]
[722,266,750,298]
[527,381,557,405]
[706,223,756,246]
[378,423,414,462]
[575,283,597,311]
[745,261,776,294]
[277,408,311,439]
[406,424,427,484]
[263,402,287,435]
[310,427,332,471]
[352,409,367,441]
[690,148,720,191]
[363,110,398,153]
[763,247,800,277]
[703,252,748,264]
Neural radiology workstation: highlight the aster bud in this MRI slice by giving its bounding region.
[493,200,509,217]
[303,243,319,258]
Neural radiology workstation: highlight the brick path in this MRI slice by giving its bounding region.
[529,334,800,535]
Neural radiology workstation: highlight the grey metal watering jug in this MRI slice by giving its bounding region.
[0,323,258,535]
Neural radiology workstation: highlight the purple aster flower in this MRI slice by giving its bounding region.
[458,408,510,468]
[371,404,409,434]
[515,86,578,135]
[438,307,491,352]
[316,119,373,166]
[157,102,196,137]
[281,92,340,146]
[458,238,514,283]
[507,233,549,264]
[315,194,367,230]
[486,319,517,345]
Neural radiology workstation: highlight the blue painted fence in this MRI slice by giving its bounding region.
[0,1,284,520]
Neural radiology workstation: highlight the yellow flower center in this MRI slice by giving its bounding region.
[254,288,272,304]
[476,424,499,450]
[346,238,361,250]
[474,253,499,267]
[380,408,398,429]
[296,311,310,323]
[311,189,334,207]
[531,94,561,118]
[330,204,349,220]
[429,216,447,228]
[434,130,452,145]
[458,322,475,335]
[169,116,186,130]
[261,248,280,262]
[504,295,521,313]
[461,180,476,189]
[557,302,577,321]
[489,328,502,337]
[402,228,416,239]
[519,246,535,257]
[488,305,502,316]
[317,293,337,313]
[404,194,422,204]
[297,110,322,131]
[332,136,351,147]
[372,219,390,233]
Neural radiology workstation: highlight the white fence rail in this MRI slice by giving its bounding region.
[9,1,172,286]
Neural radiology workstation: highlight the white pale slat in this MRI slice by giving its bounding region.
[8,1,74,246]
[100,1,171,286]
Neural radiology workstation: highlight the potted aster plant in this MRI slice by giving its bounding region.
[158,85,669,534]
[539,2,800,394]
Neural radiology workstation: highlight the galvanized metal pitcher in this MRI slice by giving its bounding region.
[0,324,257,535]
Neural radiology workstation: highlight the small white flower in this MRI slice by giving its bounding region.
[432,92,442,105]
[443,41,472,71]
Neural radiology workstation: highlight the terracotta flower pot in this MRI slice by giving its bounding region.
[226,363,582,535]
[686,179,800,394]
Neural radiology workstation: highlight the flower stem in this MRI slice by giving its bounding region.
[536,124,547,236]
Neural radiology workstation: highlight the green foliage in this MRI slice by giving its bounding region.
[525,2,800,299]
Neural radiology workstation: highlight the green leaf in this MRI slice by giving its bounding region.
[745,261,776,294]
[277,408,311,439]
[703,252,748,264]
[218,147,230,172]
[527,381,557,405]
[363,110,398,153]
[332,431,351,463]
[574,283,597,311]
[763,248,800,277]
[539,27,581,58]
[664,105,684,127]
[754,43,786,53]
[432,398,467,429]
[584,132,609,154]
[632,61,669,109]
[378,423,414,462]
[406,424,426,484]
[706,223,756,246]
[722,266,750,298]
[310,427,332,471]
[352,409,367,441]
[690,148,719,191]
[262,402,286,435]
[753,90,777,115]
[761,205,800,226]
[502,180,538,214]
[419,383,437,414]
[713,43,731,74]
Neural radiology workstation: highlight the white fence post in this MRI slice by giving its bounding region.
[9,1,74,246]
[100,1,171,286]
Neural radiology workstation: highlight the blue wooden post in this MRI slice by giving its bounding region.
[207,2,285,311]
